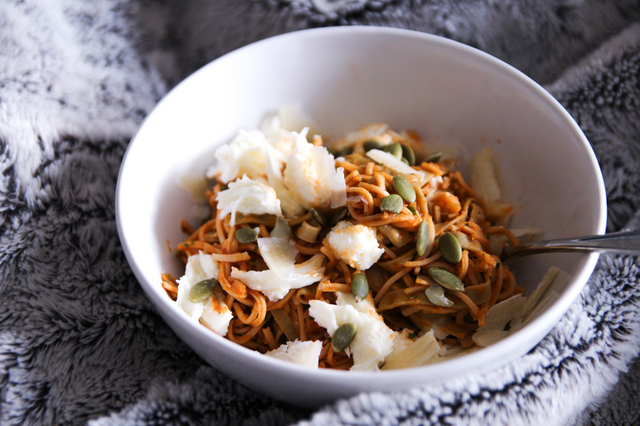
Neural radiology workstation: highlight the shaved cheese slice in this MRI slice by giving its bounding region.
[284,129,347,211]
[366,149,430,186]
[231,237,325,301]
[175,252,233,336]
[469,147,514,225]
[176,252,219,321]
[265,340,323,368]
[331,123,390,151]
[206,129,269,183]
[216,175,282,226]
[201,301,233,336]
[309,293,397,371]
[382,330,440,370]
[509,267,569,332]
[472,294,526,347]
[264,144,306,218]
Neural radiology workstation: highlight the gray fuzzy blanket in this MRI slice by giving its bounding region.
[2,1,640,425]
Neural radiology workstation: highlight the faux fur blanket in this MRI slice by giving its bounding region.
[2,1,640,425]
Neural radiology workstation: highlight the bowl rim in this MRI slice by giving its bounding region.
[116,25,607,391]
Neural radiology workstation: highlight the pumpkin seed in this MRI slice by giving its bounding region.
[392,175,416,203]
[422,151,442,163]
[235,227,258,244]
[330,207,348,225]
[380,194,404,214]
[363,140,383,152]
[407,206,418,215]
[270,217,291,240]
[439,233,462,263]
[310,208,328,227]
[401,143,416,165]
[332,323,358,353]
[351,273,369,301]
[341,146,354,155]
[425,284,454,307]
[327,147,342,157]
[189,278,217,303]
[383,142,403,158]
[401,157,410,165]
[427,268,465,291]
[416,220,430,256]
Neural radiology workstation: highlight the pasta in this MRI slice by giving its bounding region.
[162,120,528,371]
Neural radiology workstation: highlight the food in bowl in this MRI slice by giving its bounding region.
[160,114,566,371]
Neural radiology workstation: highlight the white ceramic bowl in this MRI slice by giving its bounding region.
[116,26,606,407]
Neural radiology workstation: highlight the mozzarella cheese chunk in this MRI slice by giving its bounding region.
[326,221,384,271]
[283,129,347,211]
[216,175,282,226]
[309,293,397,371]
[231,237,325,301]
[175,252,233,336]
[265,340,323,368]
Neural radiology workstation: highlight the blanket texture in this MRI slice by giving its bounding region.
[2,0,640,425]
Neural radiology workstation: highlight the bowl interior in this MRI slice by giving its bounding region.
[116,27,606,407]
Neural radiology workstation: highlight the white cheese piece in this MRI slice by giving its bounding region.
[309,293,397,371]
[366,149,430,186]
[469,147,514,225]
[231,237,325,301]
[175,252,232,336]
[216,175,282,226]
[382,330,440,370]
[472,294,526,347]
[200,301,233,336]
[326,221,384,271]
[176,252,219,320]
[207,129,270,183]
[331,123,390,151]
[264,143,307,218]
[283,129,347,211]
[469,147,501,203]
[265,340,323,368]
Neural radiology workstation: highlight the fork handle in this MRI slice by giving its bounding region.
[506,231,640,260]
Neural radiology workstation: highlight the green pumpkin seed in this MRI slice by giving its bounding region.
[310,208,328,227]
[363,140,383,152]
[401,157,410,165]
[425,284,454,307]
[427,268,465,291]
[327,147,342,157]
[330,207,348,225]
[380,194,404,214]
[407,206,418,215]
[332,323,358,352]
[383,142,403,158]
[439,233,462,263]
[270,217,291,240]
[422,151,442,163]
[341,146,354,155]
[392,175,416,203]
[189,278,217,303]
[416,220,430,256]
[351,273,369,301]
[401,143,416,166]
[235,227,258,244]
